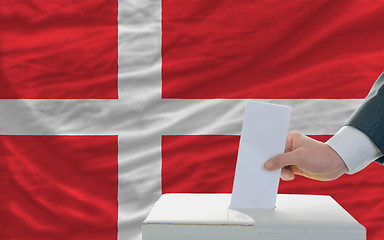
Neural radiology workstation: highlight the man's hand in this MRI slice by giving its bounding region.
[264,131,349,181]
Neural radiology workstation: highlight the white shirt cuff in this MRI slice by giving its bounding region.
[326,126,383,174]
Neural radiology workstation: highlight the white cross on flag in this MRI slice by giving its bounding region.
[1,1,384,240]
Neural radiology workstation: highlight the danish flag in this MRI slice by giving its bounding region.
[1,1,384,240]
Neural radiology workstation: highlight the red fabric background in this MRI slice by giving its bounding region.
[162,135,383,240]
[0,1,118,99]
[0,135,118,240]
[162,0,384,99]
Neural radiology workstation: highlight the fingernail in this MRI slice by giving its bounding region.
[264,161,273,170]
[281,171,294,181]
[281,170,289,180]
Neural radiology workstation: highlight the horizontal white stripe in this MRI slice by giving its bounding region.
[160,99,363,135]
[0,98,363,135]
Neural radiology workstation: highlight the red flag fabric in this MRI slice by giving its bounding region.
[0,1,118,99]
[0,135,118,240]
[1,1,384,240]
[162,0,384,99]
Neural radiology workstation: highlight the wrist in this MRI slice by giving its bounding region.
[326,126,382,174]
[325,144,348,177]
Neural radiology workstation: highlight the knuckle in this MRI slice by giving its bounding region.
[288,131,301,138]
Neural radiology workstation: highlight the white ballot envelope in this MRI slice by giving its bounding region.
[230,101,291,209]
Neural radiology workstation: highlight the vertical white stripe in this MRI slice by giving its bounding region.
[118,1,162,239]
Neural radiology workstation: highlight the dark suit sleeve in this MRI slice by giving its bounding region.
[346,72,384,164]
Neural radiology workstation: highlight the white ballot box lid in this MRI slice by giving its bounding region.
[142,194,366,240]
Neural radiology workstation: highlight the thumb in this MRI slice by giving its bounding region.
[264,151,301,171]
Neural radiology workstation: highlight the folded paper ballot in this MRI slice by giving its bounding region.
[142,194,366,240]
[230,101,291,209]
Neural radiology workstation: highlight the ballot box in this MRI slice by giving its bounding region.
[142,194,366,240]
